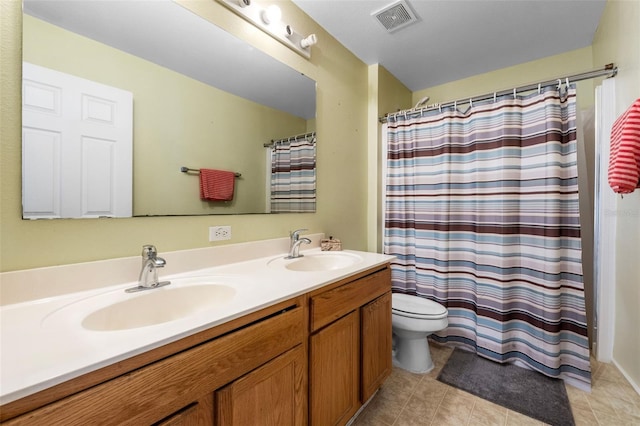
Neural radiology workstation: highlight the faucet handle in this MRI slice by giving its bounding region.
[141,244,157,260]
[290,229,308,241]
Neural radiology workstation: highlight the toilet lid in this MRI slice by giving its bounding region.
[392,293,448,318]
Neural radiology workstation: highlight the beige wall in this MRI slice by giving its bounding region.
[0,0,369,271]
[412,46,596,110]
[592,0,640,391]
[24,15,307,216]
[368,65,411,252]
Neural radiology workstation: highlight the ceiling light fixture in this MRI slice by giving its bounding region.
[217,0,317,59]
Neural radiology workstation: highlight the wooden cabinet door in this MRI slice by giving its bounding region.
[360,292,392,402]
[309,311,359,426]
[216,345,306,426]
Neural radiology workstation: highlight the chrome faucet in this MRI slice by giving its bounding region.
[289,228,307,253]
[287,229,311,259]
[126,245,171,293]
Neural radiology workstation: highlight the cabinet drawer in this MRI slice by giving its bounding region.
[310,267,390,332]
[5,306,304,426]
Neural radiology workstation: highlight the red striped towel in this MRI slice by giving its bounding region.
[199,169,235,201]
[608,98,640,194]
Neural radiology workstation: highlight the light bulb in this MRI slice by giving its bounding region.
[284,25,294,38]
[300,34,317,48]
[261,5,282,25]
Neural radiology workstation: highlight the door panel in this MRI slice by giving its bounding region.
[22,62,133,218]
[22,128,61,217]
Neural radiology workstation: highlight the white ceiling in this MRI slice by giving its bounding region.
[292,0,607,92]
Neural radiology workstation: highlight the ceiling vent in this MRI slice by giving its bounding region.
[372,0,419,33]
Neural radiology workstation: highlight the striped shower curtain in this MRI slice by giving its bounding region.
[270,135,316,213]
[384,85,591,388]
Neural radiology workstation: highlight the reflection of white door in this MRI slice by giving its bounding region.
[22,62,133,219]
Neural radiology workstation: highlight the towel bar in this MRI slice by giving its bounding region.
[180,167,241,177]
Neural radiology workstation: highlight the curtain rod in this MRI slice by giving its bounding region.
[263,131,316,147]
[379,63,617,123]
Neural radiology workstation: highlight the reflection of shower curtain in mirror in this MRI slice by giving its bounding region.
[270,135,316,213]
[384,85,591,389]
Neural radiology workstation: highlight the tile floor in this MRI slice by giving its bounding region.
[353,342,640,425]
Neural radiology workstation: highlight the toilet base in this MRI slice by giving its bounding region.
[392,334,434,374]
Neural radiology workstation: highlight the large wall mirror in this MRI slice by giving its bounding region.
[21,0,317,219]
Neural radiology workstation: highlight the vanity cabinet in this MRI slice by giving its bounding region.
[1,299,305,426]
[308,266,392,426]
[1,263,392,426]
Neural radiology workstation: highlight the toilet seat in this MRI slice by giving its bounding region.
[392,293,448,319]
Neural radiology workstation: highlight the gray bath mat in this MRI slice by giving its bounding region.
[437,348,575,425]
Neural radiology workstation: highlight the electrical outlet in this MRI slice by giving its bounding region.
[209,226,231,241]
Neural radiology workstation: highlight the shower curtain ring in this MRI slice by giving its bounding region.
[493,92,497,103]
[538,83,541,94]
[513,88,517,99]
[469,98,473,107]
[557,79,562,89]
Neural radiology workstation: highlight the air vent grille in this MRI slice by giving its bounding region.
[372,0,418,33]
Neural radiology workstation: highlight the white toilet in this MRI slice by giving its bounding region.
[391,293,449,374]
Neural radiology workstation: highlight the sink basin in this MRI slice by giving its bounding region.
[82,284,235,331]
[42,277,239,331]
[269,252,362,272]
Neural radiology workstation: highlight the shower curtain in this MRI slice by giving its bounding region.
[270,135,316,213]
[384,85,591,388]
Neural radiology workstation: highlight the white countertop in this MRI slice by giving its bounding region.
[0,247,393,405]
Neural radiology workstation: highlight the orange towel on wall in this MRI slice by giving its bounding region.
[199,169,235,201]
[608,98,640,194]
